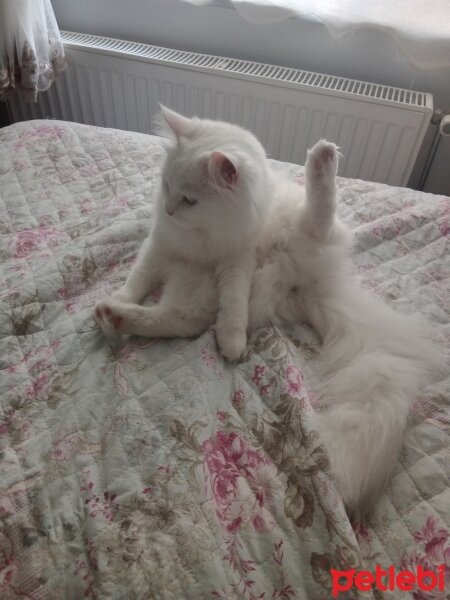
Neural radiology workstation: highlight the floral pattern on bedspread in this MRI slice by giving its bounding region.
[0,120,448,599]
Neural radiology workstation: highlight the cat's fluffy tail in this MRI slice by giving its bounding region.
[310,286,442,518]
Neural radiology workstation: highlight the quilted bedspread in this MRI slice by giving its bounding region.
[0,120,449,600]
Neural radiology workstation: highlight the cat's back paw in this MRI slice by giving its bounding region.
[305,139,339,183]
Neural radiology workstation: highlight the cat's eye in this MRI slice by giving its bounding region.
[182,195,197,206]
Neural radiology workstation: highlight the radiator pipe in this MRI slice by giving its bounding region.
[417,109,450,191]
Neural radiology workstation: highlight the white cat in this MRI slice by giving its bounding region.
[95,107,439,517]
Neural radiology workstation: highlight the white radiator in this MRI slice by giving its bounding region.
[9,31,433,186]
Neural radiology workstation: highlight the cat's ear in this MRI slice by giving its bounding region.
[208,151,238,189]
[157,105,192,139]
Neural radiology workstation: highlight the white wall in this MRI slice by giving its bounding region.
[51,0,450,194]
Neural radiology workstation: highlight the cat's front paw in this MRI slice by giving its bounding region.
[305,139,339,184]
[94,299,127,336]
[216,327,247,362]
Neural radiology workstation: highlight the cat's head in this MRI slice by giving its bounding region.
[155,106,269,231]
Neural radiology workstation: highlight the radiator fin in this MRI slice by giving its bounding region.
[55,31,432,110]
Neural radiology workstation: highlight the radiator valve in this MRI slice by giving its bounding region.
[439,114,450,137]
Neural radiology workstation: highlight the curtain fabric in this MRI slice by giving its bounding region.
[183,0,450,70]
[0,0,66,102]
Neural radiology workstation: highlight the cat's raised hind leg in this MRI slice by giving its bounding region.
[303,139,339,240]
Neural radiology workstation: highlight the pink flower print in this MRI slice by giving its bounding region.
[200,338,223,379]
[438,217,450,237]
[12,225,65,258]
[80,197,94,215]
[12,159,29,171]
[202,431,277,533]
[51,432,83,462]
[414,517,450,565]
[284,364,303,398]
[106,195,130,216]
[116,195,129,210]
[74,558,96,599]
[369,225,384,239]
[400,517,450,599]
[351,519,374,555]
[0,561,19,592]
[87,490,118,523]
[0,411,34,453]
[252,364,274,397]
[201,347,217,368]
[414,516,449,545]
[353,521,370,541]
[58,206,69,220]
[157,464,174,477]
[252,365,267,386]
[37,224,66,247]
[437,199,450,237]
[425,534,450,566]
[25,373,50,402]
[80,472,118,523]
[400,552,449,600]
[37,213,55,227]
[17,419,33,442]
[29,340,60,370]
[259,383,272,396]
[13,124,65,150]
[401,550,429,573]
[12,230,43,258]
[284,363,313,413]
[357,263,376,274]
[52,444,69,461]
[0,497,13,517]
[36,124,66,140]
[232,389,245,408]
[217,411,228,422]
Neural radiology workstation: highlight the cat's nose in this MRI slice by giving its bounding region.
[166,208,175,216]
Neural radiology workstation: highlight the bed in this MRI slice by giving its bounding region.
[0,119,449,600]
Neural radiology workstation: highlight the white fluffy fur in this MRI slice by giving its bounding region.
[95,107,439,517]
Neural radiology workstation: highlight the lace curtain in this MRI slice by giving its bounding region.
[0,0,66,102]
[183,0,450,70]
